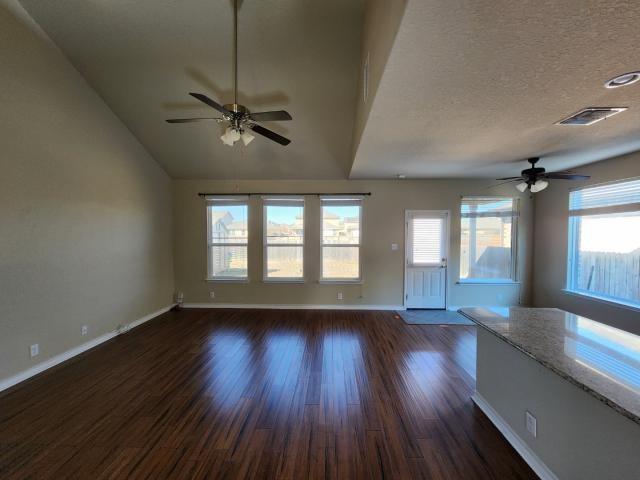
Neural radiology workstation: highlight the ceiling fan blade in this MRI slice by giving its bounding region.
[544,172,591,180]
[249,110,292,122]
[189,93,231,116]
[496,177,522,181]
[489,178,523,188]
[249,124,291,146]
[166,117,221,123]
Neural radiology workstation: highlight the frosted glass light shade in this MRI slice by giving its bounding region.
[241,131,255,146]
[516,182,528,193]
[221,127,241,146]
[228,128,241,142]
[530,180,549,193]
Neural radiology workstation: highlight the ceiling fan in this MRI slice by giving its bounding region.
[166,0,292,146]
[496,157,590,193]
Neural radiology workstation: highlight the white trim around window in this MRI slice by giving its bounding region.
[263,196,305,282]
[320,196,363,283]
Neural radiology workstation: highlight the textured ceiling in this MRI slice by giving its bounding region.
[352,0,640,178]
[19,0,364,179]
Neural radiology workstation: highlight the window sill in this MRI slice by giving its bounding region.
[562,289,640,313]
[205,278,249,283]
[319,279,363,285]
[456,280,520,286]
[263,279,306,284]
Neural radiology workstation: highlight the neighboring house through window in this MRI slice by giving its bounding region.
[321,197,362,282]
[460,197,518,282]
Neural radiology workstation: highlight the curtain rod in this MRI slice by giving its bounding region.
[197,192,371,197]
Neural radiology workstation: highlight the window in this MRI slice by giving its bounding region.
[460,197,518,282]
[321,197,362,281]
[206,197,248,280]
[263,197,304,281]
[567,178,640,308]
[408,214,445,266]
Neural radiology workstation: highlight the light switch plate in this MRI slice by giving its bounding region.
[391,243,399,251]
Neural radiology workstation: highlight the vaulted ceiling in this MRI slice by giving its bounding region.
[19,0,364,179]
[18,0,640,180]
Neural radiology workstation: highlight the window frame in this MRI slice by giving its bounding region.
[566,178,640,309]
[320,196,363,283]
[262,196,305,283]
[205,196,249,282]
[458,196,519,284]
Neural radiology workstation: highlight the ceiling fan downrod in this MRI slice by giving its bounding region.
[233,0,238,106]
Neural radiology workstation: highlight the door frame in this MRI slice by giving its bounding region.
[403,209,451,309]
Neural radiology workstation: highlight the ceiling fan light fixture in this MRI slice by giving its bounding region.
[220,133,233,146]
[229,128,241,142]
[221,127,240,146]
[515,182,528,193]
[530,179,549,193]
[241,131,255,146]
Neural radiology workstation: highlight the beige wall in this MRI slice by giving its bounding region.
[173,179,533,307]
[0,0,174,381]
[532,151,640,334]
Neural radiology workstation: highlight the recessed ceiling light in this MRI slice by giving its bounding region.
[605,72,640,89]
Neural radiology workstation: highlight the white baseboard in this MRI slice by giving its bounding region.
[471,392,558,480]
[0,304,176,393]
[183,303,405,311]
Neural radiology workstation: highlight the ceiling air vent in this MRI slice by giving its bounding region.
[556,107,627,125]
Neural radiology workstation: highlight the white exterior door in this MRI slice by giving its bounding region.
[404,211,448,309]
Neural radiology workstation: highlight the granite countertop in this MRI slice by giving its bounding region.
[458,306,640,425]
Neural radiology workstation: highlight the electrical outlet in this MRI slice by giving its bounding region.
[525,411,537,438]
[209,291,215,299]
[81,325,88,336]
[30,344,39,358]
[337,292,343,300]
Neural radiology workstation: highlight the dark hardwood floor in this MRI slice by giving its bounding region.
[0,309,537,479]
